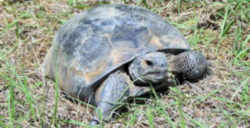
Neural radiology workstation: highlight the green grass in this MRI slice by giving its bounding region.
[0,0,249,127]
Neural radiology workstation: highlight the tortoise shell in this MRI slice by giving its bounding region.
[44,4,190,103]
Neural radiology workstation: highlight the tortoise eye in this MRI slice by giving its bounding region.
[145,60,153,66]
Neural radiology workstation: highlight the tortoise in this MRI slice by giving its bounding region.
[42,4,208,125]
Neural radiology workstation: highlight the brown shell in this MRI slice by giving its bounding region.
[44,4,190,102]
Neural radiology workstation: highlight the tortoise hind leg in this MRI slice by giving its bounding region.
[90,71,131,125]
[41,48,55,79]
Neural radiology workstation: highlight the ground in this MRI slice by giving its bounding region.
[0,0,249,128]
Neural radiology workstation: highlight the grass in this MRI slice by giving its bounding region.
[0,0,249,127]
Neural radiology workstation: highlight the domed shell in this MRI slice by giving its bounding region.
[44,4,190,102]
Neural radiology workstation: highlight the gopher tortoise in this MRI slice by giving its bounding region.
[43,4,208,125]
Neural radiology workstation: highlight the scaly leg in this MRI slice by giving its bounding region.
[90,70,131,125]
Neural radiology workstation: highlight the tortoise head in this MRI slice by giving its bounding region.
[128,52,168,85]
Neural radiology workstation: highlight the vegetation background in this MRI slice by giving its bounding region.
[0,0,249,127]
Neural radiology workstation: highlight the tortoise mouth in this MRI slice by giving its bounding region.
[143,71,167,83]
[143,67,167,75]
[144,72,164,78]
[144,71,162,75]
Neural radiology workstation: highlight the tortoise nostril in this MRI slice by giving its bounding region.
[145,60,153,66]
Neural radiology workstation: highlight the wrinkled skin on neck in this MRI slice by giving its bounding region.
[128,51,208,85]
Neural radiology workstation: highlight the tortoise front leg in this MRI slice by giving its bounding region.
[90,70,131,125]
[168,51,208,81]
